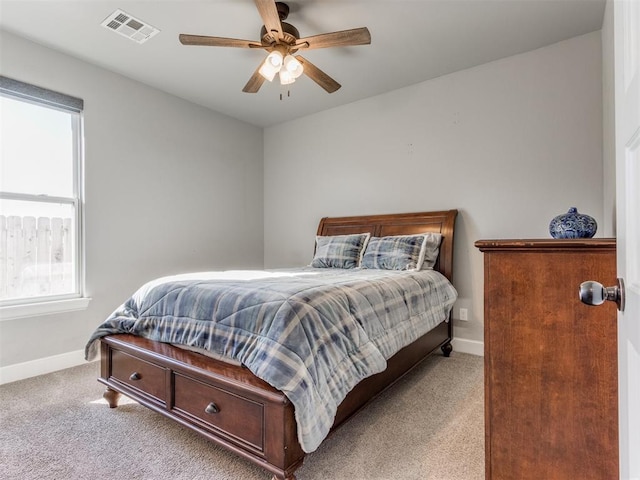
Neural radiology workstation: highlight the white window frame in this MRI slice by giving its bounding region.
[0,76,90,320]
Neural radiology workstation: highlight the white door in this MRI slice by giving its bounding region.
[614,0,640,478]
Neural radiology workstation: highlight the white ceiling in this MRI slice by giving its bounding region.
[0,0,606,127]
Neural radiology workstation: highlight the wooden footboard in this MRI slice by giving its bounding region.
[99,321,450,480]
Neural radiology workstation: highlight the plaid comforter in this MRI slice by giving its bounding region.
[85,268,457,452]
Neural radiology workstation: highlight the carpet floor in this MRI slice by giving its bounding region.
[0,351,484,480]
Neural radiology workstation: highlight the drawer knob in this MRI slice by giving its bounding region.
[129,372,141,381]
[205,402,220,415]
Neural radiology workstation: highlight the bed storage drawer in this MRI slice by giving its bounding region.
[172,373,265,451]
[110,349,167,403]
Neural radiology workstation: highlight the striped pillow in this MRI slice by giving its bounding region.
[362,233,440,271]
[310,233,371,269]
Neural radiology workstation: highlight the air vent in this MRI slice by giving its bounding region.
[101,9,159,44]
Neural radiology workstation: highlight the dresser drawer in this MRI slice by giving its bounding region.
[110,349,167,403]
[172,373,265,451]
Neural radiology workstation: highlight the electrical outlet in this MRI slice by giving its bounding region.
[459,308,468,321]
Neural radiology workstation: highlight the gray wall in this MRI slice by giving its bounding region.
[602,0,616,236]
[0,31,264,367]
[263,31,604,345]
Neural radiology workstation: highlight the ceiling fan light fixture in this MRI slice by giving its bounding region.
[283,55,304,79]
[265,50,283,69]
[279,69,295,85]
[258,62,278,81]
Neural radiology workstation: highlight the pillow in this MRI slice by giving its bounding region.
[420,232,443,270]
[310,233,371,269]
[362,233,442,271]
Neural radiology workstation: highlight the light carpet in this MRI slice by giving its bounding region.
[0,351,484,480]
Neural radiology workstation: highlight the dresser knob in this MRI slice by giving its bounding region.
[129,372,141,381]
[205,402,220,415]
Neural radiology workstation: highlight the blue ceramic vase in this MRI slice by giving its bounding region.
[549,207,597,239]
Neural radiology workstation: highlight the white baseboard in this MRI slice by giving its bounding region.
[0,349,91,385]
[452,337,484,356]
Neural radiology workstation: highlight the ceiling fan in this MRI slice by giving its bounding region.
[179,0,371,94]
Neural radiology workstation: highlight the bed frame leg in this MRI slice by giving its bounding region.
[103,387,121,408]
[271,475,296,480]
[441,342,453,357]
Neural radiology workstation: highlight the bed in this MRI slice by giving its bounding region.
[87,209,458,480]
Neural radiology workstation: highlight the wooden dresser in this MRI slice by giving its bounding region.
[475,239,618,480]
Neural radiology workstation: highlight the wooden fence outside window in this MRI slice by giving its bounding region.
[0,215,74,301]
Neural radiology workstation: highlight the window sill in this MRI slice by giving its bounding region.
[0,297,91,321]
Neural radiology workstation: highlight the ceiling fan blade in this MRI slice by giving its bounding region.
[179,34,263,48]
[297,56,341,93]
[254,0,283,41]
[296,27,371,50]
[242,63,267,93]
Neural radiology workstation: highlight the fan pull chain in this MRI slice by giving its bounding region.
[279,90,291,101]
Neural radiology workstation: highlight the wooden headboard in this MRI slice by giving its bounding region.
[316,210,458,281]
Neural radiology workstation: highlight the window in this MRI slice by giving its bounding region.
[0,76,88,318]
